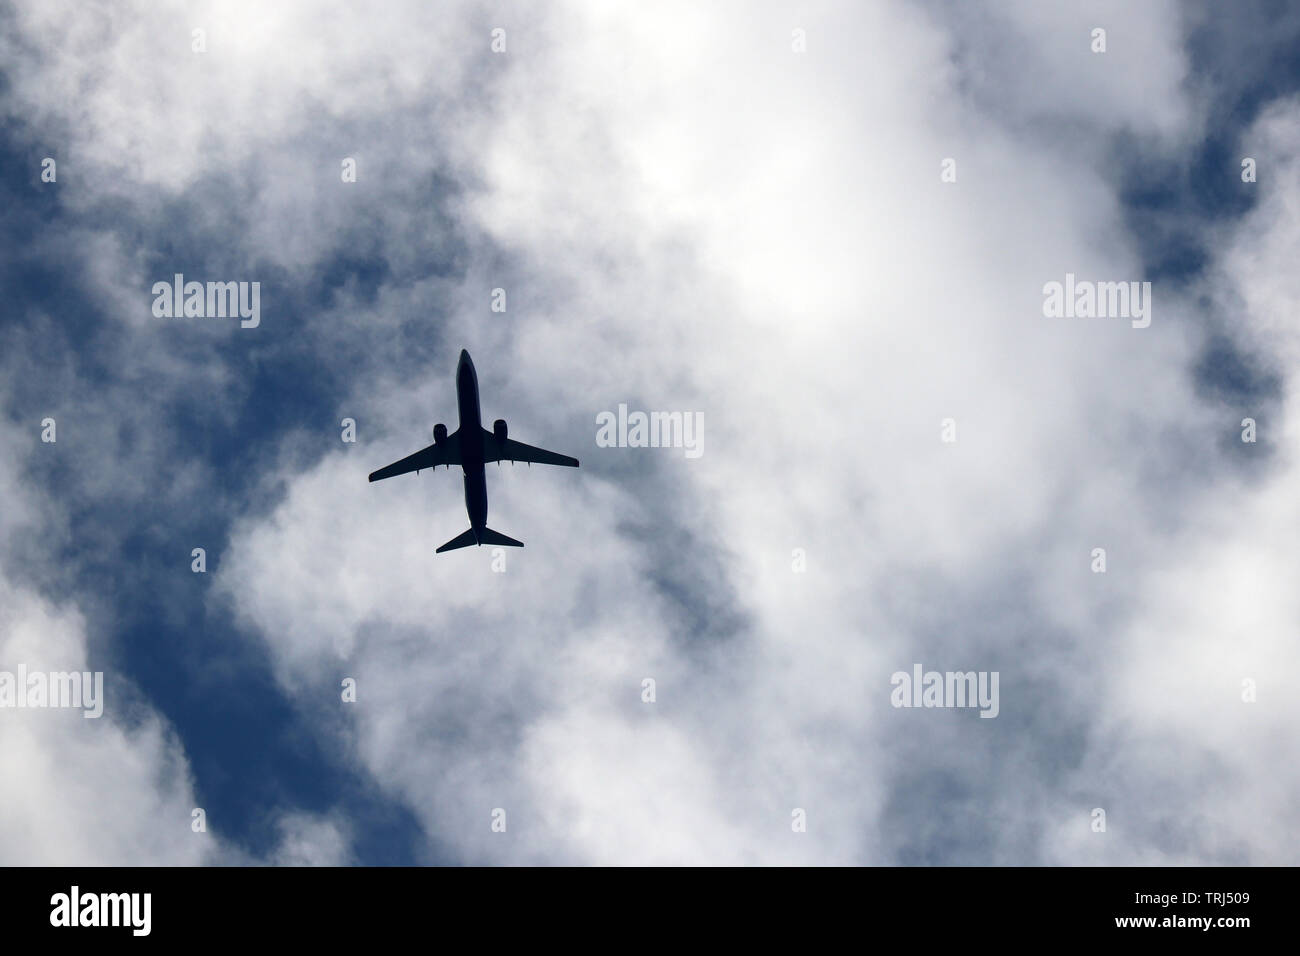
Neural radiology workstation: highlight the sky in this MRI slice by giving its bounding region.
[0,0,1297,866]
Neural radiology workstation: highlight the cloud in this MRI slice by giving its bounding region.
[0,417,213,864]
[269,811,352,866]
[1,0,1295,865]
[1041,97,1300,865]
[214,0,1276,865]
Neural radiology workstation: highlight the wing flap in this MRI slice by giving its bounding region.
[368,437,460,482]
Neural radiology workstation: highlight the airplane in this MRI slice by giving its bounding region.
[368,349,579,552]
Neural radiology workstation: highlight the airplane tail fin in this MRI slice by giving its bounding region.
[435,526,524,553]
[478,527,524,548]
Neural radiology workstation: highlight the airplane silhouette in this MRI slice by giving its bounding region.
[368,350,579,552]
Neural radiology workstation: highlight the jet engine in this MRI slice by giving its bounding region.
[433,423,447,444]
[493,419,507,442]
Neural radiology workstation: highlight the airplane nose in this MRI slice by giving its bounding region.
[459,349,471,364]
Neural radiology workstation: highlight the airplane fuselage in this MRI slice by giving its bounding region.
[455,350,489,537]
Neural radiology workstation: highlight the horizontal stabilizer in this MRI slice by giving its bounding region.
[434,526,525,553]
[435,528,478,553]
[478,527,524,548]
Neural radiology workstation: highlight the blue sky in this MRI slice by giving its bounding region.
[2,0,1299,865]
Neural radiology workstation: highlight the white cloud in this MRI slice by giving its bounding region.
[1043,99,1300,865]
[215,1,1241,865]
[4,0,1295,865]
[270,812,352,866]
[0,418,213,864]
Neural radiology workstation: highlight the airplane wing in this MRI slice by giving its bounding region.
[368,437,461,482]
[482,429,579,467]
